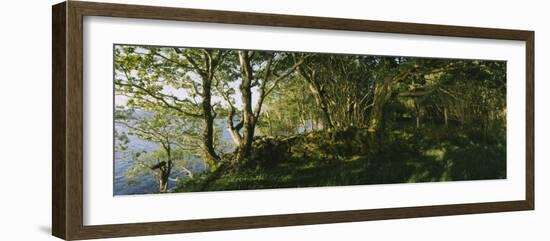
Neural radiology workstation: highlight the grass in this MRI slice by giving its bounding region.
[175,124,506,192]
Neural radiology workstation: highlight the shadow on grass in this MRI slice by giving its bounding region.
[176,126,506,192]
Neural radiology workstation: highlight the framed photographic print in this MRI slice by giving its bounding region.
[52,1,534,240]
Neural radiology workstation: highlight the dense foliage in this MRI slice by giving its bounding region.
[114,45,506,194]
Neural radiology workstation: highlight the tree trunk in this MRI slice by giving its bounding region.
[178,49,222,168]
[201,77,220,167]
[444,107,448,126]
[181,165,194,179]
[159,173,169,193]
[236,51,256,162]
[267,112,274,135]
[367,77,392,133]
[299,68,333,130]
[160,146,173,193]
[368,61,418,133]
[228,122,242,145]
[414,102,421,129]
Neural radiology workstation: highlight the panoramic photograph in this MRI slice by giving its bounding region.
[113,44,507,195]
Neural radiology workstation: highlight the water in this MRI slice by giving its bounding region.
[113,115,238,195]
[113,124,206,195]
[113,115,303,195]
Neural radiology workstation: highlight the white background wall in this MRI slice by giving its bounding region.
[0,0,547,240]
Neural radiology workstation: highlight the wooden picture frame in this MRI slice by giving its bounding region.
[52,1,534,240]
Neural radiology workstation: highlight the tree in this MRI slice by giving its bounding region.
[115,109,197,193]
[297,55,335,130]
[217,51,306,162]
[257,74,317,135]
[114,46,227,169]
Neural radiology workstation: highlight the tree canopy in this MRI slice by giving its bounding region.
[114,45,506,194]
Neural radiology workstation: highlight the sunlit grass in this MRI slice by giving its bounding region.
[175,125,506,192]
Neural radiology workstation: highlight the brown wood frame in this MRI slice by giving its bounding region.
[52,1,535,240]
